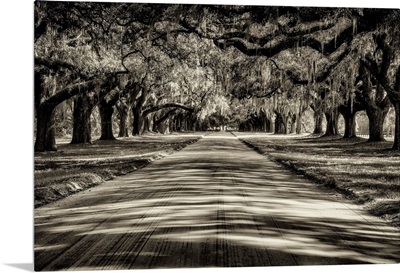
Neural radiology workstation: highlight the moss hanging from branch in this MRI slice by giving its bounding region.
[352,18,358,36]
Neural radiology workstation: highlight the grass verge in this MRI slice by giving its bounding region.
[34,133,203,207]
[236,133,400,227]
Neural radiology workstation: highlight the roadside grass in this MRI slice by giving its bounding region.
[236,133,400,227]
[34,133,203,207]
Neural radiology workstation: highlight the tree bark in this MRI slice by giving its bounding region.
[143,115,151,133]
[313,110,324,134]
[296,111,303,134]
[118,110,129,137]
[152,113,158,132]
[289,113,297,134]
[154,109,176,133]
[34,104,57,152]
[132,107,143,135]
[116,100,129,137]
[389,66,400,150]
[339,90,366,139]
[342,111,357,138]
[259,108,271,132]
[366,107,388,142]
[71,92,97,144]
[274,112,287,134]
[98,99,116,140]
[393,101,400,150]
[359,65,391,142]
[132,88,147,136]
[323,109,339,136]
[97,88,122,140]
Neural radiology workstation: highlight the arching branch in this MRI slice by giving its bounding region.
[142,103,194,117]
[155,108,178,124]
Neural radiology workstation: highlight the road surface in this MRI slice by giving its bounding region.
[34,132,400,271]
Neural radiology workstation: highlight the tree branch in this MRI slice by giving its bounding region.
[35,57,92,80]
[142,103,194,117]
[43,80,97,108]
[155,108,178,124]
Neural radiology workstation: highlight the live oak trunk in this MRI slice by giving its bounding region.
[313,110,324,134]
[118,110,129,137]
[158,122,169,134]
[359,66,390,142]
[169,118,174,133]
[152,114,158,132]
[264,117,272,133]
[143,115,151,133]
[132,107,143,136]
[296,111,303,134]
[71,93,97,144]
[116,100,129,138]
[296,101,308,134]
[339,103,356,138]
[323,109,339,136]
[339,93,365,139]
[366,107,388,142]
[153,109,176,133]
[274,112,287,134]
[289,114,296,134]
[34,104,57,152]
[98,100,116,140]
[342,111,357,138]
[393,101,400,150]
[132,88,147,136]
[388,66,400,150]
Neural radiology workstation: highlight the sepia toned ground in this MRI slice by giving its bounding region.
[34,132,400,271]
[34,133,203,207]
[236,132,400,225]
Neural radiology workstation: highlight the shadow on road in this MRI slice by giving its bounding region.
[34,133,400,271]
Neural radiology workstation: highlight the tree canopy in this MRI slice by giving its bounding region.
[34,1,400,151]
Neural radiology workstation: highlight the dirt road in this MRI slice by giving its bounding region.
[34,132,400,271]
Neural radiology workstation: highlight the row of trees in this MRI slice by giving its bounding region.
[214,6,400,149]
[34,2,228,151]
[34,3,400,151]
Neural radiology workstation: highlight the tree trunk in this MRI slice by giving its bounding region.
[34,105,57,152]
[98,100,115,140]
[143,115,151,133]
[117,102,129,137]
[259,109,267,132]
[170,117,175,132]
[393,101,400,150]
[131,88,148,136]
[71,93,96,144]
[263,117,272,133]
[342,112,357,138]
[118,111,129,137]
[296,111,303,134]
[359,66,390,142]
[132,107,143,136]
[159,121,169,134]
[313,110,324,134]
[274,112,287,134]
[323,109,339,136]
[153,109,177,133]
[152,113,158,132]
[366,107,388,142]
[174,114,181,132]
[289,114,296,134]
